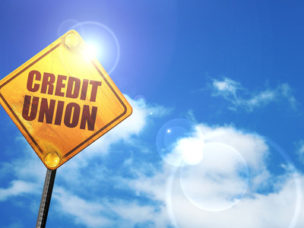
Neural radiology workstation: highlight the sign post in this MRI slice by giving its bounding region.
[36,169,56,228]
[0,30,132,227]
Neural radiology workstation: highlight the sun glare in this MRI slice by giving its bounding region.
[83,41,100,59]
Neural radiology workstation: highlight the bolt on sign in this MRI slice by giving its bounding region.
[0,30,132,169]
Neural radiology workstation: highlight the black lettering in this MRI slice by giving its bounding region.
[80,105,97,131]
[64,103,80,128]
[22,95,39,121]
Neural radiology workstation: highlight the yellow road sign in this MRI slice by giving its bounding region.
[0,30,132,169]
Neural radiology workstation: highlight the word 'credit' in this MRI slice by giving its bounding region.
[22,70,102,131]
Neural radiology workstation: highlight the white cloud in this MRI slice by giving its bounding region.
[0,138,49,204]
[53,188,111,228]
[0,180,38,201]
[127,124,269,200]
[125,124,303,227]
[109,201,168,227]
[211,77,297,111]
[54,187,169,228]
[213,77,240,96]
[168,173,303,228]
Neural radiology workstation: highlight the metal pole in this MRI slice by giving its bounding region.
[36,168,57,228]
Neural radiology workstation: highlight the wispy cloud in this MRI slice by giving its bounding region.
[109,201,169,227]
[54,188,111,228]
[0,180,38,201]
[54,188,169,228]
[211,77,297,111]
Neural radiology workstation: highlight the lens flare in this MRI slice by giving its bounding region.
[166,139,302,228]
[57,20,120,73]
[156,119,194,167]
[82,41,100,59]
[180,142,249,212]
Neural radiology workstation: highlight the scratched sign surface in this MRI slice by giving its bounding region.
[0,30,132,169]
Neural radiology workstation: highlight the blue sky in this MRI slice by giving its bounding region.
[1,0,304,227]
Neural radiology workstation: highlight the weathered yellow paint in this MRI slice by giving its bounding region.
[0,30,132,169]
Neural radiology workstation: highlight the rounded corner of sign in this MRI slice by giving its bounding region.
[126,104,133,117]
[64,30,82,41]
[66,29,79,36]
